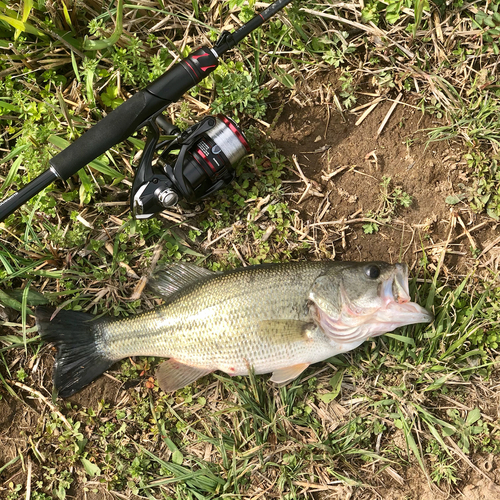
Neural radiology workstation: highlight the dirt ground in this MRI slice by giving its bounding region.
[265,77,500,499]
[1,73,499,498]
[267,77,498,279]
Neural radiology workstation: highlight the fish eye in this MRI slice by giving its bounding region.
[365,265,381,279]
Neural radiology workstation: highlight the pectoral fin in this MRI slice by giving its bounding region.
[270,363,310,385]
[156,359,212,392]
[258,320,314,341]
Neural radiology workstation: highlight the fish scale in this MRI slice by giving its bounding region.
[36,260,433,397]
[99,262,336,374]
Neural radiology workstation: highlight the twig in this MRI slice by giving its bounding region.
[310,217,381,228]
[10,381,72,430]
[299,8,385,37]
[203,226,234,249]
[456,214,477,251]
[355,97,383,126]
[321,165,351,182]
[293,481,338,492]
[324,103,331,138]
[130,243,163,301]
[377,92,403,136]
[25,459,32,500]
[414,220,493,253]
[292,155,313,204]
[351,98,383,113]
[297,182,311,204]
[434,211,456,278]
[333,93,344,119]
[159,212,200,230]
[445,436,495,483]
[291,155,310,184]
[232,243,247,267]
[478,234,500,259]
[260,224,275,242]
[251,116,271,128]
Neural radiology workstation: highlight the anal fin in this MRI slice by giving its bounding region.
[270,363,309,385]
[156,359,212,392]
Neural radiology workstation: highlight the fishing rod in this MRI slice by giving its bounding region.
[0,0,294,222]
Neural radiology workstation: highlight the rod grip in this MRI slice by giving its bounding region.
[50,91,170,179]
[50,50,217,180]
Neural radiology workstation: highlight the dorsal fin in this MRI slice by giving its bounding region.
[148,263,215,300]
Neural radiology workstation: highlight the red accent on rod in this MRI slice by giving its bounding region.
[184,60,198,78]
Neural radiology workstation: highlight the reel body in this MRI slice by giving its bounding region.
[131,115,250,219]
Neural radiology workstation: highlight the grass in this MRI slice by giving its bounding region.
[363,176,413,234]
[1,0,500,498]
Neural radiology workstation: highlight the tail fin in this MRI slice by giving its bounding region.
[36,307,115,397]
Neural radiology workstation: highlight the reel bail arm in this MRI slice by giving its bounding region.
[132,115,249,219]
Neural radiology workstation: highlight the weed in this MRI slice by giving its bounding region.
[362,0,430,31]
[339,73,358,109]
[210,61,270,121]
[446,408,485,454]
[5,483,22,500]
[83,0,124,51]
[427,440,458,485]
[363,176,412,233]
[447,153,500,220]
[474,3,500,54]
[100,85,124,110]
[323,33,357,68]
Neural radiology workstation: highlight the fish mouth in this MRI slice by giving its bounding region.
[371,296,434,332]
[315,265,433,342]
[379,264,433,326]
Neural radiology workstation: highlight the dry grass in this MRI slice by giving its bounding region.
[1,0,500,498]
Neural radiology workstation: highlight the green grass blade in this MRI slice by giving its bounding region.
[0,155,23,194]
[138,445,224,492]
[21,281,32,351]
[384,333,416,346]
[0,144,29,164]
[0,100,21,114]
[0,455,20,474]
[83,0,124,50]
[0,13,45,38]
[396,407,426,473]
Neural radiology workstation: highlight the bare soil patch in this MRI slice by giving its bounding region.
[268,77,498,278]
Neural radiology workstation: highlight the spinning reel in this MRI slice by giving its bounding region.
[131,114,250,219]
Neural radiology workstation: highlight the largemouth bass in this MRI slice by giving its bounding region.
[36,261,433,397]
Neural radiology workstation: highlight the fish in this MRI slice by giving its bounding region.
[36,261,433,397]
